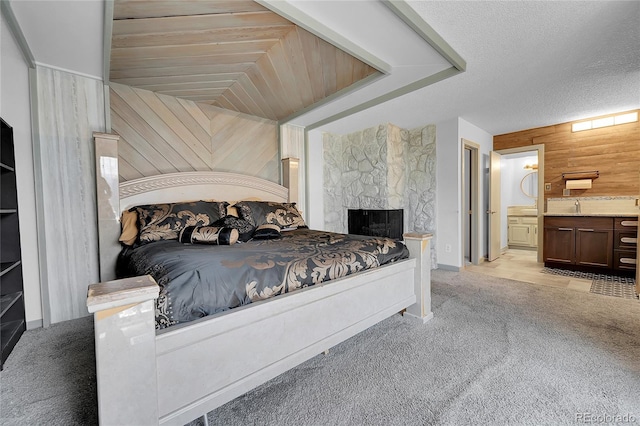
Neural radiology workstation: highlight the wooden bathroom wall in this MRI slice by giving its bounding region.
[110,83,279,183]
[494,110,640,198]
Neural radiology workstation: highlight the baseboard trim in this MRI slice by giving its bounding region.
[507,245,537,251]
[27,319,43,330]
[437,264,461,272]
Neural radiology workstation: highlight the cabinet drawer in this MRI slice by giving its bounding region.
[614,250,637,270]
[544,216,613,229]
[614,217,638,230]
[521,217,537,225]
[508,217,520,224]
[614,230,637,249]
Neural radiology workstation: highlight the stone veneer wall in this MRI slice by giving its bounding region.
[323,123,437,267]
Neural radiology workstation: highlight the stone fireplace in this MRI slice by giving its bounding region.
[323,123,436,266]
[348,208,404,240]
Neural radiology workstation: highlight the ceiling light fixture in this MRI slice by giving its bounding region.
[572,111,638,132]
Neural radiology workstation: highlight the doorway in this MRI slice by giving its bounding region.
[462,139,480,266]
[490,145,545,264]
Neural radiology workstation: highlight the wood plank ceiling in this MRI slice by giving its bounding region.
[110,0,380,121]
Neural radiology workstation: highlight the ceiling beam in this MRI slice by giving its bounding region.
[298,0,467,131]
[103,0,114,82]
[382,0,466,71]
[1,1,36,68]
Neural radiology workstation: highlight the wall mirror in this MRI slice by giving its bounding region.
[520,171,538,198]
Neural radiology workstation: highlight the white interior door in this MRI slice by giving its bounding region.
[488,151,502,261]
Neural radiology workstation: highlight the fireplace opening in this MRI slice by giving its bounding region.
[348,209,404,240]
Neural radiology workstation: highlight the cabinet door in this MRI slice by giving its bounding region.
[508,224,531,246]
[543,227,575,264]
[576,228,613,268]
[522,217,538,248]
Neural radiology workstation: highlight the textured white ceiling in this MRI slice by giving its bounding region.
[7,0,639,136]
[315,0,640,135]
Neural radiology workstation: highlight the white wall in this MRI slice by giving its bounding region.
[435,117,460,268]
[1,10,43,328]
[435,117,493,269]
[306,128,324,230]
[459,118,493,260]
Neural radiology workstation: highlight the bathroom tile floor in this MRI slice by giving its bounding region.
[464,249,593,292]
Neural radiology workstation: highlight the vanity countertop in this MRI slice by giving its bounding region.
[507,206,538,216]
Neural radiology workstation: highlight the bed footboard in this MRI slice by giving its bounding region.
[403,233,434,323]
[87,233,432,425]
[87,275,160,426]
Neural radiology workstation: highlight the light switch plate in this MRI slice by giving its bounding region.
[545,183,551,191]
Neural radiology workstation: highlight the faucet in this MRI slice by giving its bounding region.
[575,199,581,214]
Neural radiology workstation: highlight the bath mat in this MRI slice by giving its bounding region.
[542,267,637,299]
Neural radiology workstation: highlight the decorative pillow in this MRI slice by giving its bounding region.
[252,224,282,240]
[226,205,239,217]
[234,201,306,230]
[211,215,256,242]
[119,209,138,246]
[179,226,238,245]
[135,201,228,245]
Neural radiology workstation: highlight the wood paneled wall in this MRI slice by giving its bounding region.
[494,110,640,198]
[110,83,278,183]
[36,66,105,324]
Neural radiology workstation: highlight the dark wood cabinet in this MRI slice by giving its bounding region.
[1,117,25,370]
[575,227,613,268]
[544,215,634,274]
[543,225,574,264]
[613,218,637,272]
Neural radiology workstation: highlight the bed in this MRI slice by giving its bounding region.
[87,133,433,425]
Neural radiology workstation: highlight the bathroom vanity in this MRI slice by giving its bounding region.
[543,215,637,274]
[507,206,538,249]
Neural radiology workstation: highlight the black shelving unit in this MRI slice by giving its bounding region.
[1,117,25,369]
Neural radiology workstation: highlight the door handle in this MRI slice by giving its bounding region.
[578,228,594,232]
[486,210,496,214]
[558,228,573,231]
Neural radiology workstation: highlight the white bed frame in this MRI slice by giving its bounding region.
[87,133,433,425]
